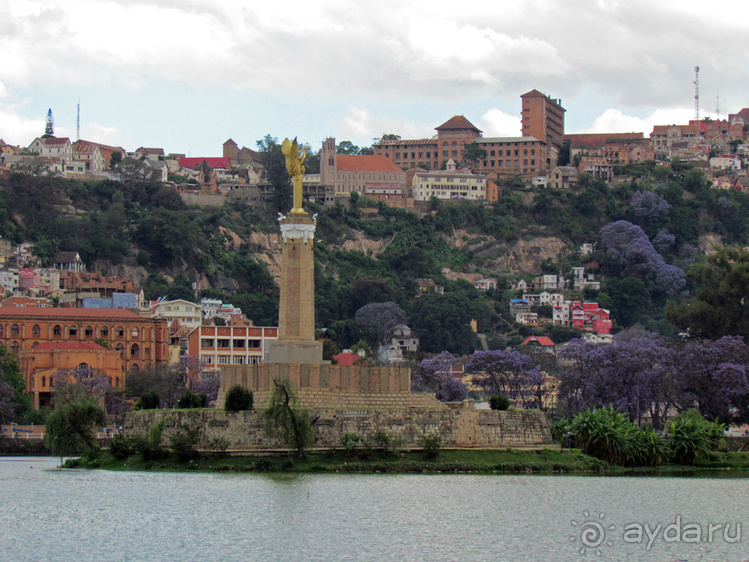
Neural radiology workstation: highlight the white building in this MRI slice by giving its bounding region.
[411,160,487,201]
[151,299,203,330]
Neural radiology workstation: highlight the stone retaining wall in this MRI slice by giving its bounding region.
[124,408,553,451]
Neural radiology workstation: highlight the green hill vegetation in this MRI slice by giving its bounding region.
[2,158,749,353]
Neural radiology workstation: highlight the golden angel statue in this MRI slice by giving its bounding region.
[281,137,307,215]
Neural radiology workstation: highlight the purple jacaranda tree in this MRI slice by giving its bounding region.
[557,334,676,428]
[412,352,467,402]
[354,302,408,345]
[673,336,749,423]
[652,229,676,254]
[631,190,670,225]
[465,349,545,409]
[52,365,126,422]
[599,220,685,297]
[193,378,220,406]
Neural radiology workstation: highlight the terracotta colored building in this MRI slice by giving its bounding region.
[320,138,407,197]
[18,341,126,409]
[0,308,169,372]
[520,89,566,165]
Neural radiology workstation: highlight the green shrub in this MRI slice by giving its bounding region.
[550,418,570,446]
[207,437,229,457]
[178,390,207,409]
[109,432,134,460]
[373,431,403,457]
[489,394,511,411]
[225,385,254,411]
[170,428,199,462]
[417,433,443,459]
[667,411,726,465]
[139,420,167,461]
[137,391,160,410]
[340,432,364,457]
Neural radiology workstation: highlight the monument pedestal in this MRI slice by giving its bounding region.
[268,340,326,364]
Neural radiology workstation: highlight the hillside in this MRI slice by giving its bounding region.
[1,160,748,353]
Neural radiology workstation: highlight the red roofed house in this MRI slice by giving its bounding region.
[520,335,556,353]
[178,157,234,191]
[135,147,165,161]
[18,341,126,409]
[27,136,73,162]
[320,138,406,198]
[72,140,125,168]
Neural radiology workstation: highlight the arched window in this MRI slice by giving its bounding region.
[85,325,93,337]
[69,325,77,337]
[77,362,90,370]
[115,377,120,388]
[32,341,39,348]
[130,363,140,371]
[49,376,54,387]
[131,343,140,357]
[53,325,62,336]
[41,376,46,387]
[10,341,19,353]
[131,326,139,337]
[116,326,124,338]
[32,324,40,336]
[101,326,109,337]
[116,343,124,355]
[11,324,19,336]
[0,325,4,336]
[108,377,113,385]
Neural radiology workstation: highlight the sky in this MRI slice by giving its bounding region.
[2,0,749,157]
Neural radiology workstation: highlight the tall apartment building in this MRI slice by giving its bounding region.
[520,90,566,167]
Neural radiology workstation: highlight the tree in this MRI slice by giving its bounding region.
[461,142,486,167]
[412,352,466,402]
[265,379,316,459]
[336,141,361,155]
[0,345,31,422]
[354,302,407,345]
[44,108,54,137]
[108,151,122,169]
[412,293,479,355]
[44,399,107,463]
[52,366,126,422]
[225,385,253,411]
[465,349,545,409]
[665,246,749,340]
[377,134,401,142]
[257,135,292,211]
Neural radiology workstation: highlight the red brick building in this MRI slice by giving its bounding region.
[0,308,169,372]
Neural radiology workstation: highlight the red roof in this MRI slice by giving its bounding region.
[336,155,403,173]
[42,137,71,146]
[31,342,108,351]
[521,336,556,347]
[435,116,481,133]
[333,352,363,366]
[179,157,231,170]
[0,308,143,319]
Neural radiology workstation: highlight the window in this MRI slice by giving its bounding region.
[11,324,19,336]
[131,327,139,337]
[85,326,93,337]
[218,355,230,364]
[42,376,46,387]
[115,377,120,388]
[201,339,213,348]
[248,339,261,349]
[217,339,230,348]
[69,325,77,336]
[130,364,139,371]
[53,325,62,336]
[116,343,124,354]
[101,326,109,337]
[145,347,150,356]
[0,325,3,336]
[116,326,124,338]
[32,341,39,348]
[131,343,140,357]
[32,324,40,336]
[10,342,19,353]
[233,340,245,349]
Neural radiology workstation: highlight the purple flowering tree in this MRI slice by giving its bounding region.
[599,220,685,297]
[465,349,545,409]
[52,366,126,422]
[557,334,676,428]
[673,336,749,423]
[412,352,467,402]
[631,190,670,225]
[354,302,408,345]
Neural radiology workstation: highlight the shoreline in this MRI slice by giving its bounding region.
[59,448,749,477]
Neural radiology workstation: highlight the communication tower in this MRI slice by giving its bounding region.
[693,66,700,121]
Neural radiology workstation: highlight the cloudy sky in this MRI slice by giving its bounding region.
[2,0,748,156]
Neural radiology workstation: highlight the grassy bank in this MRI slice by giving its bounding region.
[61,448,749,476]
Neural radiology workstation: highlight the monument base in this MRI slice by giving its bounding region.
[268,340,327,364]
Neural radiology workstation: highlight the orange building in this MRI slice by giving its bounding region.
[520,89,566,166]
[18,341,126,409]
[0,308,169,372]
[187,322,278,380]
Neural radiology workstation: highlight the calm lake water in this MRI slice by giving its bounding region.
[2,457,749,561]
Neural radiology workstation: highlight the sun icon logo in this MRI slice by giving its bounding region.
[570,511,615,556]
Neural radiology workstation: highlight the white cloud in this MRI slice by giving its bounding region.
[480,109,521,137]
[340,107,371,139]
[0,81,7,98]
[580,107,716,135]
[0,102,43,146]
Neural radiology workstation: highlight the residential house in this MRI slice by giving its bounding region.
[150,299,203,331]
[27,137,73,162]
[135,147,165,161]
[548,166,579,189]
[53,251,86,273]
[578,156,613,181]
[416,279,444,296]
[520,335,556,354]
[474,278,497,291]
[710,155,742,171]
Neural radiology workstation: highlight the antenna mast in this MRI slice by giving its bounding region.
[716,94,720,121]
[693,66,700,121]
[76,99,80,141]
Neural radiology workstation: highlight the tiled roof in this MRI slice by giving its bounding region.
[477,136,541,144]
[0,307,145,319]
[54,251,81,263]
[42,137,71,146]
[564,133,643,150]
[435,116,482,133]
[521,336,555,347]
[179,157,232,169]
[374,138,438,147]
[137,147,165,155]
[336,155,403,173]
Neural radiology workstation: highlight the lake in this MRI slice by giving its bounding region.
[2,457,748,561]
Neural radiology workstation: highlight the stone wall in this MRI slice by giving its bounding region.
[217,363,412,409]
[124,408,553,452]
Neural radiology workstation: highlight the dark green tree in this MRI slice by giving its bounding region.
[44,399,107,463]
[462,142,487,167]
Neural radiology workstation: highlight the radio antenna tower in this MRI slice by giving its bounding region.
[76,99,80,141]
[693,66,700,120]
[716,94,720,121]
